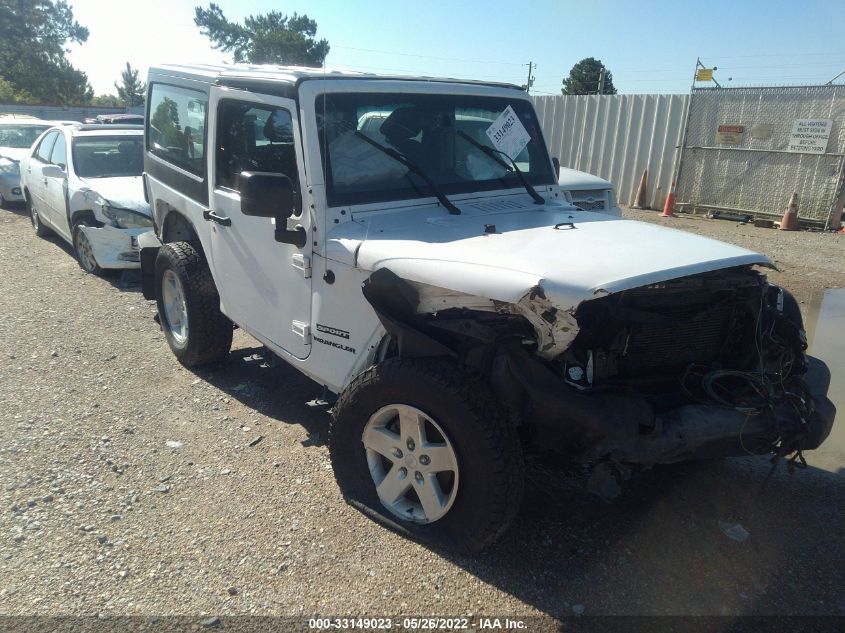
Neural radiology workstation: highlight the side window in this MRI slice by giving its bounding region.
[147,83,207,176]
[216,101,298,194]
[35,132,58,162]
[49,133,67,168]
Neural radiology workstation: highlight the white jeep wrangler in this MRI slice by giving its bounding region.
[140,64,835,551]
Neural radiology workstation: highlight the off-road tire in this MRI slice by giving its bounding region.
[329,358,524,552]
[155,241,232,366]
[28,196,50,237]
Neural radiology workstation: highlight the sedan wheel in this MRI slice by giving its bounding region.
[72,225,103,275]
[29,199,49,237]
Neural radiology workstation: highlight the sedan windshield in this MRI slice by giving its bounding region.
[72,136,143,178]
[0,125,51,149]
[316,92,555,207]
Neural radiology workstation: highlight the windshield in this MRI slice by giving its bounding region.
[72,136,143,178]
[316,93,555,207]
[0,125,51,149]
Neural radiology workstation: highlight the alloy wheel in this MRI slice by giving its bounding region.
[362,404,459,524]
[161,269,189,347]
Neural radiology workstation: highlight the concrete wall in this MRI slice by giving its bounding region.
[0,103,143,122]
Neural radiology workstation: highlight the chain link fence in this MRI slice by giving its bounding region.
[676,85,845,228]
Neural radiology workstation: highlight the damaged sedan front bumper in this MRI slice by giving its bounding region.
[78,225,149,269]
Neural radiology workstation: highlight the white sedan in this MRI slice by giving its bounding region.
[21,125,152,274]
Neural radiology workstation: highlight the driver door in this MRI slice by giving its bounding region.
[206,87,312,360]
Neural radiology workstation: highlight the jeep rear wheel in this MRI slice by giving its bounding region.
[329,358,524,552]
[155,241,232,366]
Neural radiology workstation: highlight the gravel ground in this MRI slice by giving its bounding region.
[1,202,844,621]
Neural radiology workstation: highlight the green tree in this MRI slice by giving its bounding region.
[0,76,34,103]
[562,57,617,95]
[91,94,122,107]
[0,0,93,104]
[194,3,330,66]
[114,62,146,107]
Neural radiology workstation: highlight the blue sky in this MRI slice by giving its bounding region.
[67,0,845,95]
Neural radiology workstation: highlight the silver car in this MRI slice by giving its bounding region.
[0,115,55,207]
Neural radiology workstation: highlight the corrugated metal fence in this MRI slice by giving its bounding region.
[533,93,688,210]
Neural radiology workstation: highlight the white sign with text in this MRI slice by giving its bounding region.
[787,119,833,154]
[485,106,531,160]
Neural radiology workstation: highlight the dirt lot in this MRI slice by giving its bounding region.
[1,203,844,623]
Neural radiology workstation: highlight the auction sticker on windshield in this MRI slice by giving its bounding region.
[485,105,530,160]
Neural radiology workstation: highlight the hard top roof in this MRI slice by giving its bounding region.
[150,63,524,92]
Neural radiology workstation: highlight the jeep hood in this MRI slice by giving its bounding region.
[327,197,771,310]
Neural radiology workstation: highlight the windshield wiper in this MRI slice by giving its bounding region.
[456,131,545,205]
[354,131,460,215]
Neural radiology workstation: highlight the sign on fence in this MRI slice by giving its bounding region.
[787,119,833,154]
[715,124,744,145]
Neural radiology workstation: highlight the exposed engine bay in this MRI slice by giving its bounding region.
[363,265,836,492]
[560,267,806,409]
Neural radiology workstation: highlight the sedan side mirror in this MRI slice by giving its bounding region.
[240,171,306,248]
[42,164,66,179]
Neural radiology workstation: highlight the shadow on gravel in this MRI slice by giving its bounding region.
[445,456,845,617]
[188,346,330,446]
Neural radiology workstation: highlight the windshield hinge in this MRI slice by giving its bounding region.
[292,320,311,343]
[291,253,311,278]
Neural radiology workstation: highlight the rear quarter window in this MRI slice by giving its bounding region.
[147,83,207,176]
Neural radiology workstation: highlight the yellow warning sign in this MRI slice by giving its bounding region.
[696,68,714,82]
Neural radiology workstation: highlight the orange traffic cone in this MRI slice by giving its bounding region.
[779,192,799,231]
[631,169,649,209]
[661,181,676,217]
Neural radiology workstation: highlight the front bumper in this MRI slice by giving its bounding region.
[0,173,24,202]
[500,347,836,464]
[137,230,163,299]
[80,226,151,270]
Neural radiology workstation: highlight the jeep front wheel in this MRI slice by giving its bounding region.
[329,358,524,552]
[154,241,232,366]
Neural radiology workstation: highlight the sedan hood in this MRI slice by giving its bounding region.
[0,148,29,163]
[79,176,150,215]
[328,196,770,310]
[557,167,612,189]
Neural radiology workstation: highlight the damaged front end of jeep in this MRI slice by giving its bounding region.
[362,265,836,495]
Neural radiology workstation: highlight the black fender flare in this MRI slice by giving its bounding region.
[362,268,456,359]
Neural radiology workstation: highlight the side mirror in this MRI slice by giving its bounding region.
[43,164,66,179]
[552,157,561,179]
[240,171,294,218]
[239,171,306,248]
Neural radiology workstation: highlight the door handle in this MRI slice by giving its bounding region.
[203,210,231,226]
